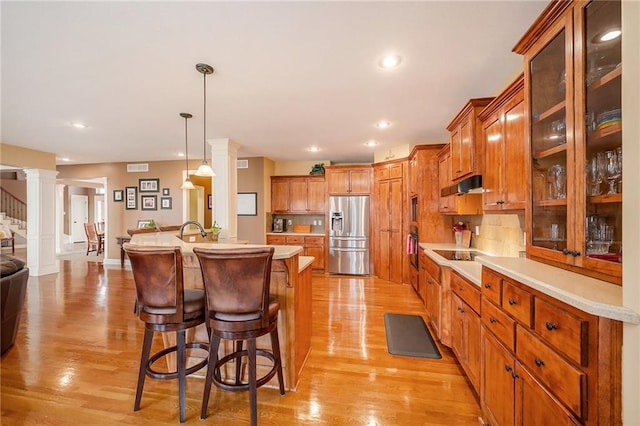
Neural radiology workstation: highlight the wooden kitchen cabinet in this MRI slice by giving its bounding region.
[267,234,325,272]
[514,0,622,284]
[325,165,372,195]
[450,271,481,393]
[479,74,527,212]
[479,266,622,425]
[271,176,325,214]
[420,250,442,337]
[437,145,483,216]
[373,160,404,284]
[447,98,494,181]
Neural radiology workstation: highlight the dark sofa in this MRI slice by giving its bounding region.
[1,255,29,355]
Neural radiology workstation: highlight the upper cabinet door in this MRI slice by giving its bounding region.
[574,0,622,277]
[526,11,574,265]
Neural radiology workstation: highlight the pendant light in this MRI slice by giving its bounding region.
[180,113,195,190]
[194,63,215,177]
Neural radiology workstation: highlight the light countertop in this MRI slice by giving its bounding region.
[129,231,303,259]
[298,256,315,272]
[419,243,639,324]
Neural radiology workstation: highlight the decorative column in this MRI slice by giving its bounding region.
[55,183,66,254]
[24,168,59,276]
[211,138,239,240]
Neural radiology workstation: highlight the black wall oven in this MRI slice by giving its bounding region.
[409,225,419,270]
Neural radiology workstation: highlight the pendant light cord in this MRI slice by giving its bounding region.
[185,115,189,171]
[203,71,207,162]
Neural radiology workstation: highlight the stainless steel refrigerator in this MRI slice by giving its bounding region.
[328,195,370,275]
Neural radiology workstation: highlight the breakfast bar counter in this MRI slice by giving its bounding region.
[128,231,313,391]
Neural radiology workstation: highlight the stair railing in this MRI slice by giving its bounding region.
[0,188,27,229]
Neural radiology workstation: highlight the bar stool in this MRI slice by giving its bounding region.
[124,244,208,423]
[193,247,285,426]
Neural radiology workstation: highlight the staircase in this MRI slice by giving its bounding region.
[0,188,27,241]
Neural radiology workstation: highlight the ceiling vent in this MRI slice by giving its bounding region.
[127,163,149,173]
[237,159,249,169]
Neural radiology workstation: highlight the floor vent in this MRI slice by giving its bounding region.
[127,163,149,173]
[237,159,249,169]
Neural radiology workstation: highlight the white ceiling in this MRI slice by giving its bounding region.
[1,1,547,166]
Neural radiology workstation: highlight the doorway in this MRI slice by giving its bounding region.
[71,194,88,243]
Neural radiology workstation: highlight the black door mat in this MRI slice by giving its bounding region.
[384,313,442,359]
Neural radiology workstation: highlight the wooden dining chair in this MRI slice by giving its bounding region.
[83,223,104,256]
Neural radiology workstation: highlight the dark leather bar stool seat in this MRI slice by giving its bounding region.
[124,244,208,423]
[193,247,285,426]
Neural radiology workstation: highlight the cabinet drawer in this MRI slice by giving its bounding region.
[534,298,588,367]
[502,280,533,327]
[267,235,286,245]
[451,273,480,314]
[304,236,324,246]
[481,268,502,306]
[516,326,585,420]
[424,255,441,283]
[285,236,305,245]
[481,298,515,351]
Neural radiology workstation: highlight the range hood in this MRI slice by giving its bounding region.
[441,175,483,196]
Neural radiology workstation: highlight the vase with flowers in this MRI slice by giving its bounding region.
[210,221,222,242]
[453,222,466,247]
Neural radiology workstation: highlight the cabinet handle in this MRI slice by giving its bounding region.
[562,248,571,255]
[458,287,464,292]
[572,250,581,257]
[511,371,519,379]
[504,365,512,372]
[489,317,497,324]
[545,321,558,331]
[535,357,545,367]
[508,298,517,306]
[484,283,491,289]
[455,169,462,173]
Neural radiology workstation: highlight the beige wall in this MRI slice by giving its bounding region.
[0,143,56,170]
[238,157,268,244]
[274,160,330,176]
[622,1,639,424]
[373,144,411,163]
[57,159,197,259]
[0,174,27,202]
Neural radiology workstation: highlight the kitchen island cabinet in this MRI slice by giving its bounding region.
[128,231,313,391]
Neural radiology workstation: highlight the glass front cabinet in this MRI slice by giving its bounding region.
[515,0,622,284]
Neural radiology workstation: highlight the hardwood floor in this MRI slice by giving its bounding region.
[1,255,481,425]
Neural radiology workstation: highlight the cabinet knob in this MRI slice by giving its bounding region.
[508,298,517,306]
[545,321,558,331]
[511,371,519,379]
[484,283,491,289]
[572,250,581,257]
[562,248,571,255]
[534,357,545,367]
[489,317,497,324]
[459,287,464,292]
[504,364,512,372]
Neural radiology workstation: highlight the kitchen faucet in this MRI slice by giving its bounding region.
[179,221,208,240]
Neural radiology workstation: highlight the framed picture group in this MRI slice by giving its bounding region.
[115,178,172,210]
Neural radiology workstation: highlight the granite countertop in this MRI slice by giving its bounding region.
[298,256,315,272]
[419,242,639,324]
[129,231,303,260]
[265,232,325,237]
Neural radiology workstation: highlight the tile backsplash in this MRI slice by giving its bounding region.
[459,214,525,257]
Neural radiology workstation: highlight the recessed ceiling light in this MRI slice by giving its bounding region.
[71,122,88,129]
[379,54,401,69]
[57,157,71,162]
[365,140,378,147]
[308,146,320,153]
[375,120,391,129]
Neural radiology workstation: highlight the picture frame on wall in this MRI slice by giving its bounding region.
[237,192,258,216]
[161,197,172,210]
[141,195,157,211]
[125,186,137,210]
[113,189,124,202]
[139,178,160,193]
[137,219,153,229]
[162,188,170,196]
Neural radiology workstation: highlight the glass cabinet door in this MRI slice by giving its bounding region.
[529,24,571,259]
[576,0,622,273]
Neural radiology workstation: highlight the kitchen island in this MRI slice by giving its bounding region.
[128,231,314,391]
